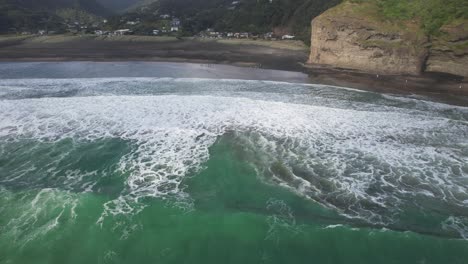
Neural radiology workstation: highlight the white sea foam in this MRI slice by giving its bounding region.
[265,199,300,240]
[0,188,78,246]
[324,224,344,229]
[0,78,467,238]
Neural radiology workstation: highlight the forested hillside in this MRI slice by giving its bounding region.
[97,0,158,12]
[12,0,108,15]
[118,0,341,43]
[3,0,466,45]
[0,0,109,33]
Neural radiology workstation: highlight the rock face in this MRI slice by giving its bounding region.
[426,21,468,77]
[308,2,428,75]
[308,2,468,77]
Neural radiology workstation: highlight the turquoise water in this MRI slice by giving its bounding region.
[1,63,468,263]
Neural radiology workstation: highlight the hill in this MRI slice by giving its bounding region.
[15,0,108,16]
[115,0,340,44]
[97,0,158,12]
[0,0,109,33]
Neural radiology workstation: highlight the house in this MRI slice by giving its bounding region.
[114,29,132,36]
[264,32,274,39]
[171,18,181,27]
[153,29,160,35]
[281,35,295,40]
[239,32,249,38]
[170,18,181,32]
[160,14,171,19]
[95,30,109,36]
[209,32,224,38]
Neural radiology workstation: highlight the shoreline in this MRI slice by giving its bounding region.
[0,35,467,106]
[303,64,468,106]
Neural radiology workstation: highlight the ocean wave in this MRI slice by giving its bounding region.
[0,78,467,238]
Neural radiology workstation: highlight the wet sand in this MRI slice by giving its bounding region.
[0,61,311,84]
[0,36,307,72]
[0,35,466,106]
[305,65,468,106]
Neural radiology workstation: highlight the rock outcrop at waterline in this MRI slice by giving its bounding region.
[307,2,468,78]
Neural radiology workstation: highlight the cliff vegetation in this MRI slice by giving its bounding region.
[348,0,468,35]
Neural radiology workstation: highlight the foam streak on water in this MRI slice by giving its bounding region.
[0,77,467,239]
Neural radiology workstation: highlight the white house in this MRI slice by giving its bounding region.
[171,18,181,26]
[240,32,249,38]
[115,29,131,35]
[170,18,181,32]
[281,35,295,40]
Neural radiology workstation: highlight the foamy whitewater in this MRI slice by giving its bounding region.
[1,77,467,241]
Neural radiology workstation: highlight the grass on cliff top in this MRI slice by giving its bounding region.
[324,1,424,36]
[346,0,468,36]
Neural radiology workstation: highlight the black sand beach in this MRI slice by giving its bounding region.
[0,35,467,105]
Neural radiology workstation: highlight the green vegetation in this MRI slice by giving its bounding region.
[56,8,101,24]
[0,0,108,33]
[2,0,466,45]
[348,0,468,35]
[114,0,341,44]
[0,0,63,33]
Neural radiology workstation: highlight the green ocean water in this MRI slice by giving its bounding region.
[1,136,468,264]
[1,63,468,264]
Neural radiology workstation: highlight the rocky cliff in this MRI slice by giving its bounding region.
[426,20,468,77]
[308,2,468,78]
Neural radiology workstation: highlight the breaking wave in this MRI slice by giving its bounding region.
[0,77,467,238]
